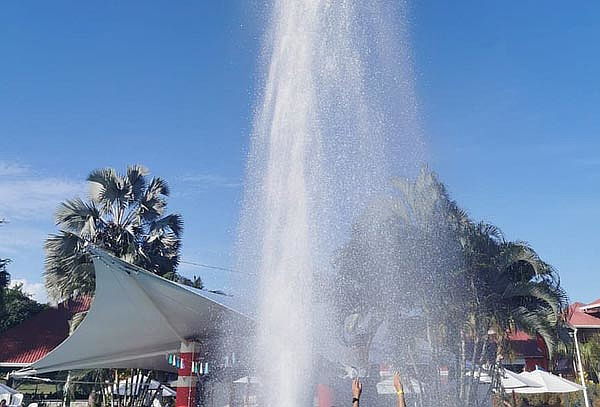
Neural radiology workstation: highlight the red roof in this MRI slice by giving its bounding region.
[508,330,534,341]
[64,296,93,315]
[0,296,92,366]
[580,298,600,311]
[568,301,600,328]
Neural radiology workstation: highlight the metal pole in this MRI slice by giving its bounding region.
[573,328,591,407]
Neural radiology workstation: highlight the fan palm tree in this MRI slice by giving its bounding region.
[45,165,183,301]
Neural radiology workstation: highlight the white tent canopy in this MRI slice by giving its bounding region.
[477,369,542,390]
[15,248,251,376]
[513,370,584,394]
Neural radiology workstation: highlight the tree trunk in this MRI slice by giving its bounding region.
[458,330,467,401]
[407,341,425,407]
[474,335,490,407]
[465,335,480,406]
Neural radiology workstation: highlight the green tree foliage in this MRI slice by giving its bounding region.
[580,334,600,382]
[461,221,568,353]
[44,165,184,301]
[0,219,11,323]
[332,167,569,406]
[456,220,568,404]
[0,283,48,332]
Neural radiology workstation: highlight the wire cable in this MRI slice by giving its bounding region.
[179,260,255,276]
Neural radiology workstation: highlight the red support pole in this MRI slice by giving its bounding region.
[176,341,198,407]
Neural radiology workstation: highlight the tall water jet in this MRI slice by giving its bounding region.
[237,0,425,405]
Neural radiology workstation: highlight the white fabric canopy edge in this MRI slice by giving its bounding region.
[13,248,251,377]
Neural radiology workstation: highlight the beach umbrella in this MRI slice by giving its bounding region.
[513,370,584,394]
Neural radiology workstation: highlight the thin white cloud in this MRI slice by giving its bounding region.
[0,178,86,221]
[9,278,48,304]
[0,161,30,177]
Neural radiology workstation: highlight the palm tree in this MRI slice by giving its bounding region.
[463,221,568,353]
[459,220,568,405]
[45,165,184,301]
[332,168,569,405]
[387,169,567,404]
[332,168,468,405]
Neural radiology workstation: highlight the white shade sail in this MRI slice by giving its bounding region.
[14,248,251,376]
[513,370,584,394]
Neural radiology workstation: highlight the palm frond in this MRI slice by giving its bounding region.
[508,283,564,315]
[87,167,129,214]
[145,177,170,197]
[150,214,183,237]
[126,164,149,202]
[55,198,100,237]
[44,231,94,300]
[510,305,558,354]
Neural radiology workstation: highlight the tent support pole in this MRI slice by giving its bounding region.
[573,328,591,407]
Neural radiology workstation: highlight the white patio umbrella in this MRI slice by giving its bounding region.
[513,370,584,394]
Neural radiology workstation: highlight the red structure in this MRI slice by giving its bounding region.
[506,330,549,372]
[0,297,91,368]
[175,341,199,407]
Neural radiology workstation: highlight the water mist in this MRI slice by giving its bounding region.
[236,1,425,405]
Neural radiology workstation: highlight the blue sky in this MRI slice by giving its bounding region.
[0,1,598,303]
